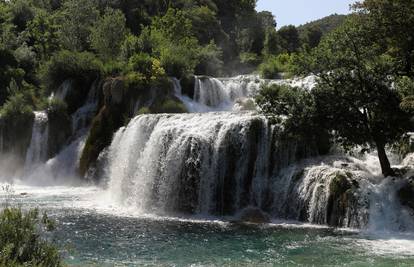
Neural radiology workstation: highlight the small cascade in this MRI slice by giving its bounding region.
[49,80,72,101]
[178,75,317,113]
[71,79,99,134]
[24,111,49,168]
[22,134,87,186]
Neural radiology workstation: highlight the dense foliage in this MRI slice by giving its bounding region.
[257,1,414,177]
[0,208,62,266]
[0,0,349,119]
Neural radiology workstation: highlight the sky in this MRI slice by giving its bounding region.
[256,0,357,28]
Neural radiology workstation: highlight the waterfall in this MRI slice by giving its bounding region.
[178,75,317,113]
[24,111,49,168]
[71,79,99,133]
[49,80,72,101]
[103,110,414,229]
[106,112,279,215]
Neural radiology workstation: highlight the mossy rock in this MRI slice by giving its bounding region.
[326,172,353,227]
[47,102,72,158]
[398,182,414,211]
[150,95,187,114]
[79,105,123,177]
[180,74,195,98]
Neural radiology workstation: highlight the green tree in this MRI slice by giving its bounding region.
[300,18,411,177]
[91,8,127,60]
[302,26,322,49]
[59,0,99,51]
[278,25,300,54]
[26,9,60,60]
[262,27,280,56]
[353,0,414,77]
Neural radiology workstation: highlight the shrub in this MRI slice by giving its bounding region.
[239,52,261,66]
[0,208,62,266]
[103,60,127,77]
[137,107,150,115]
[195,41,224,76]
[47,98,68,118]
[40,50,103,93]
[0,93,33,121]
[153,98,187,113]
[259,57,281,79]
[128,53,153,76]
[258,54,295,79]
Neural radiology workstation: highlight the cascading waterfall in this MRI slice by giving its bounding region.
[20,80,99,184]
[106,112,279,215]
[180,75,317,113]
[71,79,99,133]
[24,111,49,169]
[9,73,413,230]
[102,75,414,230]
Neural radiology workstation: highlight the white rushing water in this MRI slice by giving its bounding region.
[174,75,316,113]
[24,111,49,169]
[103,107,414,230]
[2,75,412,232]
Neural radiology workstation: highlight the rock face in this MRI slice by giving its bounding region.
[47,109,72,159]
[0,113,34,165]
[326,172,358,227]
[398,179,414,211]
[236,207,271,224]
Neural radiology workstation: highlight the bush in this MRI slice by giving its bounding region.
[0,208,62,266]
[259,56,282,79]
[136,107,150,115]
[103,60,127,77]
[0,93,33,121]
[153,98,187,113]
[128,53,153,76]
[258,54,295,79]
[40,50,103,93]
[195,41,224,76]
[47,98,68,118]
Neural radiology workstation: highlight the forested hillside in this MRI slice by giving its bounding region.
[0,0,350,119]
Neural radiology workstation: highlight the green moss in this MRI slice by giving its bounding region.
[329,172,351,196]
[159,99,187,113]
[79,105,123,177]
[137,107,150,115]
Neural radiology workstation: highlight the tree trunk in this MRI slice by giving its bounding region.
[375,140,394,177]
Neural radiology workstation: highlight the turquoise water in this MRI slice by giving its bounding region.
[3,185,414,266]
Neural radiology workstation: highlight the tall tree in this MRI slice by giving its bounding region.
[58,0,99,51]
[299,17,411,177]
[353,0,414,77]
[91,8,127,60]
[278,25,300,54]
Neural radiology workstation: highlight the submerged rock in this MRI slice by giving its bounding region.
[236,207,271,224]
